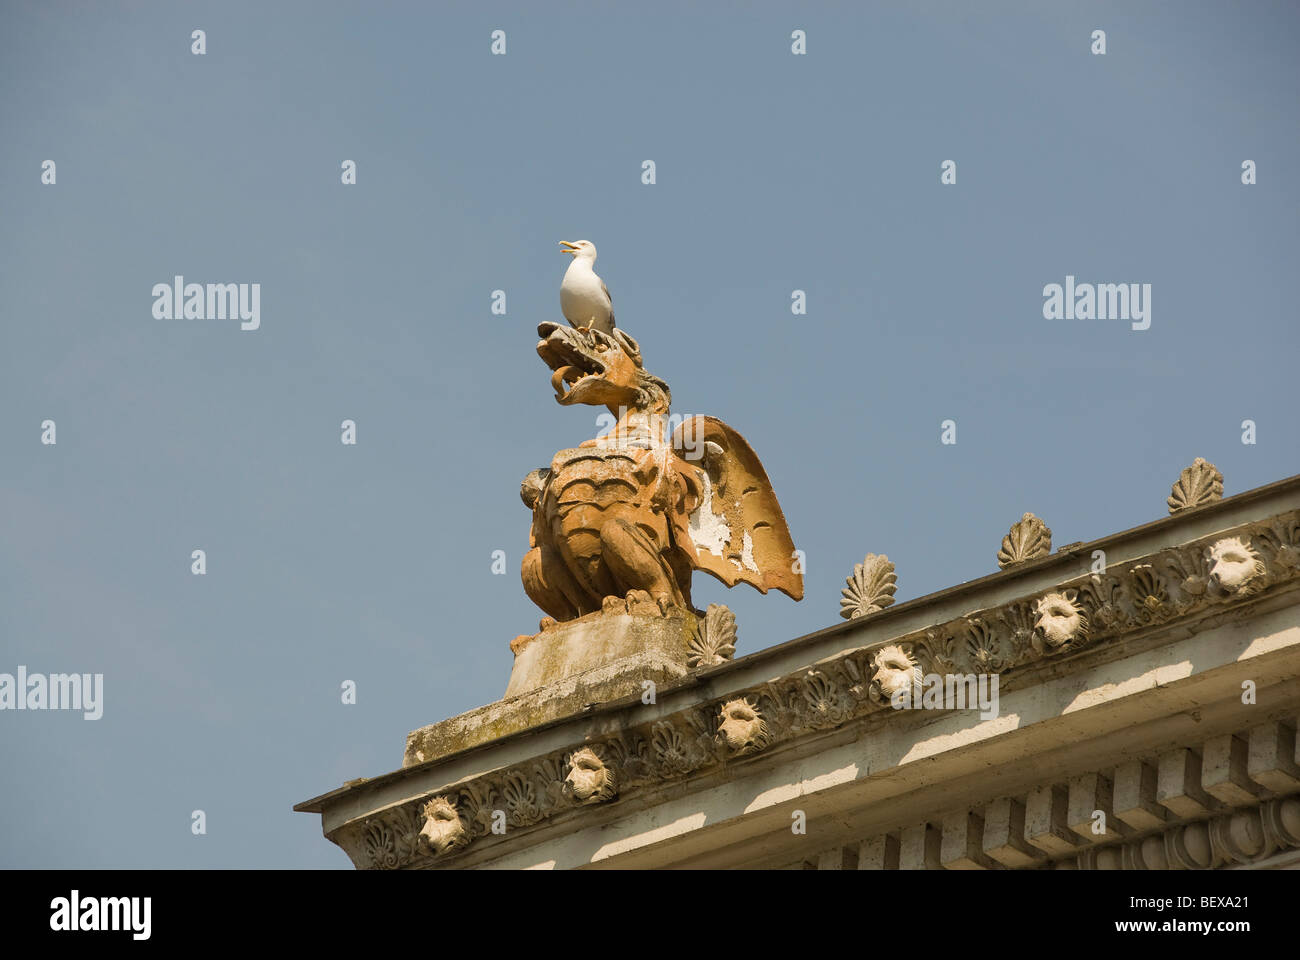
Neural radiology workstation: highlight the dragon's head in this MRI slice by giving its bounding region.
[537,321,670,413]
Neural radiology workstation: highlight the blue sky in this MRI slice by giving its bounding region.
[1,1,1297,867]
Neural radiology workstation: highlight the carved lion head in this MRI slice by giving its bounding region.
[1033,589,1088,650]
[418,795,469,856]
[869,644,921,706]
[1206,537,1267,596]
[562,746,617,804]
[715,698,770,756]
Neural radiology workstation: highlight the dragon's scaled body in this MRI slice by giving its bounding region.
[521,321,802,627]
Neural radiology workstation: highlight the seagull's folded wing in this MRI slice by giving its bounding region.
[600,279,615,327]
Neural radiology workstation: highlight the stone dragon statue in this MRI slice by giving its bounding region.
[520,320,803,632]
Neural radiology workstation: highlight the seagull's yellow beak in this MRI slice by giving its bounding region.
[558,241,579,254]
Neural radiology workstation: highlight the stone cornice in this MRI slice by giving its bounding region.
[314,491,1300,869]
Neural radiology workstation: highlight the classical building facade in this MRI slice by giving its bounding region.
[297,457,1300,870]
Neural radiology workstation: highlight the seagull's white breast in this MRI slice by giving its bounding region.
[561,261,611,327]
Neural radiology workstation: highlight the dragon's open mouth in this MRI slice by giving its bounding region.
[550,361,605,401]
[537,322,609,404]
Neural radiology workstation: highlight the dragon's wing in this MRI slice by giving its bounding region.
[669,416,803,601]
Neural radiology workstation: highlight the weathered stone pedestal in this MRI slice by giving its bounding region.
[403,608,695,768]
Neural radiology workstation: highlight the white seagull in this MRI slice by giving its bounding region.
[558,240,615,335]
